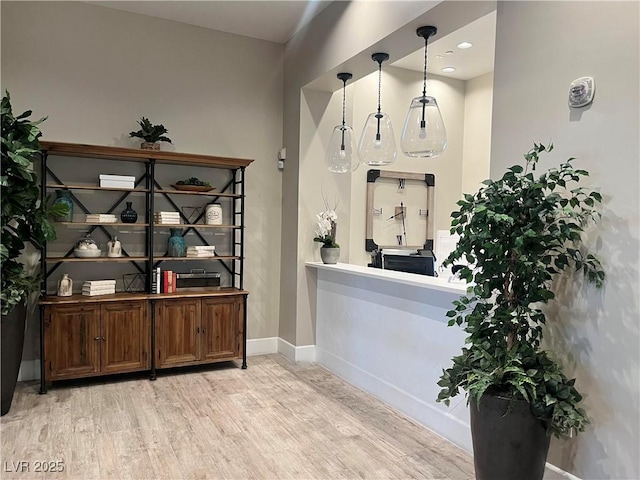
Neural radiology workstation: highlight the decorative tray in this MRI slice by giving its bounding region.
[171,184,215,192]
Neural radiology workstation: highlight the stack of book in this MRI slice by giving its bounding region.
[154,211,181,225]
[85,213,117,223]
[82,279,116,296]
[99,174,135,189]
[186,246,216,258]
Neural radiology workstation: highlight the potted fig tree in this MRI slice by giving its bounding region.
[1,91,67,415]
[437,143,605,480]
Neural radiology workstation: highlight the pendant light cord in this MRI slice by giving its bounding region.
[420,38,428,127]
[341,78,347,150]
[422,38,428,98]
[376,61,382,140]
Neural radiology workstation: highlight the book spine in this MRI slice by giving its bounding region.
[163,271,169,294]
[172,272,177,293]
[156,268,161,294]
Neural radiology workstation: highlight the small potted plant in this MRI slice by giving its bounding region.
[437,143,605,480]
[314,204,339,264]
[129,117,172,150]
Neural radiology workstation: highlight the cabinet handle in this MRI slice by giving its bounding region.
[94,336,101,341]
[202,328,206,333]
[196,327,200,334]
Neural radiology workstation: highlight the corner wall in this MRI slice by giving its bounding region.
[491,2,639,479]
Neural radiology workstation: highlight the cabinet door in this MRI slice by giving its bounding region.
[155,299,200,367]
[201,297,239,361]
[101,301,150,374]
[45,304,100,380]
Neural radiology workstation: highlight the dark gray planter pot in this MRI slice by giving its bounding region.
[470,394,551,480]
[1,303,26,416]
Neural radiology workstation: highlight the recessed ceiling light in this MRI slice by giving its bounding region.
[457,42,473,49]
[442,67,456,73]
[435,54,444,59]
[445,50,454,55]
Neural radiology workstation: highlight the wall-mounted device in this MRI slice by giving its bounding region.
[277,147,286,171]
[568,77,595,108]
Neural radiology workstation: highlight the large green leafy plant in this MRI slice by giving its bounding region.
[1,92,66,316]
[437,143,604,437]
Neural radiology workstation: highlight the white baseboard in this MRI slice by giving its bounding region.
[277,337,316,363]
[18,359,39,382]
[544,463,582,480]
[246,337,278,356]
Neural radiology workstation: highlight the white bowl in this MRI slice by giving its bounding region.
[74,249,103,258]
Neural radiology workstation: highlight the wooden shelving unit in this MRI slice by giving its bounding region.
[39,141,253,393]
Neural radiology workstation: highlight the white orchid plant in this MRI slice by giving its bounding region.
[313,208,339,248]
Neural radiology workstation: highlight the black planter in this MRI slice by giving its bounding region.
[1,304,27,416]
[470,394,551,480]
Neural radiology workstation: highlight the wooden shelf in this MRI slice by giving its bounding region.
[157,256,240,261]
[46,256,148,263]
[41,141,254,168]
[40,287,249,305]
[154,224,240,229]
[55,222,149,227]
[46,183,148,192]
[155,189,241,198]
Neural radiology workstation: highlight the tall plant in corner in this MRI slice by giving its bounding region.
[1,91,66,316]
[437,143,604,479]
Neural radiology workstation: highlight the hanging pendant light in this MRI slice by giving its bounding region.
[326,72,358,173]
[401,26,447,158]
[358,53,397,166]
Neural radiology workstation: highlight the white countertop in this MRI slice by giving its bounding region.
[305,262,468,295]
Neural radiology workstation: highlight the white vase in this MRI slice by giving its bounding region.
[320,247,340,264]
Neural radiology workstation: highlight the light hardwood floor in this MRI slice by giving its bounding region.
[1,355,475,480]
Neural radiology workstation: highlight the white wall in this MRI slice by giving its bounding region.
[462,71,493,194]
[491,2,639,479]
[1,2,284,355]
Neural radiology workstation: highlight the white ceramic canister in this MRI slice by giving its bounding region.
[205,204,223,225]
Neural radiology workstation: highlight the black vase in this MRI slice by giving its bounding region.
[120,202,138,223]
[470,395,551,480]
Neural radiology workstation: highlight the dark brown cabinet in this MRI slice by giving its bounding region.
[155,296,243,368]
[44,300,149,383]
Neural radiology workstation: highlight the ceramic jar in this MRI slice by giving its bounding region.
[167,228,186,257]
[52,190,73,222]
[57,274,73,296]
[205,204,222,225]
[120,202,138,223]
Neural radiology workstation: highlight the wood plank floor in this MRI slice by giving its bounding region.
[1,355,475,480]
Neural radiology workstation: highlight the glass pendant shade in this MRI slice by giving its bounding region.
[358,52,397,167]
[401,95,447,157]
[326,124,358,173]
[358,112,397,166]
[401,25,447,158]
[326,72,358,173]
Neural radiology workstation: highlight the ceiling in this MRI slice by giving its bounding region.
[87,1,495,80]
[393,10,496,81]
[87,1,332,44]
